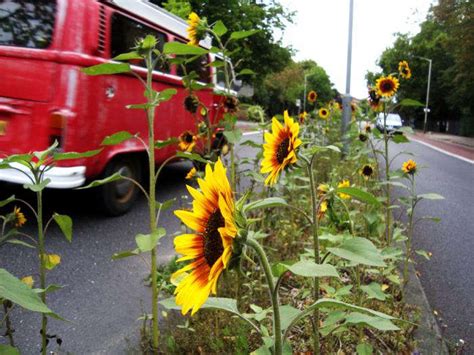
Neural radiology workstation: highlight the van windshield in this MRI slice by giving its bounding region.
[0,0,56,49]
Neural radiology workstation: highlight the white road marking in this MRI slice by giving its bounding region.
[410,137,474,165]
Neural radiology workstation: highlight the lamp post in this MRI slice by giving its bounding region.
[417,56,432,134]
[342,0,354,152]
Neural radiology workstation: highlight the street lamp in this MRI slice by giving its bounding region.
[342,0,354,153]
[415,56,432,133]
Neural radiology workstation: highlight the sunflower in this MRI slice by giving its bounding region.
[337,180,351,199]
[179,131,197,152]
[186,167,197,180]
[223,96,239,114]
[359,133,368,142]
[360,164,374,179]
[376,75,400,98]
[261,111,302,185]
[299,111,308,123]
[402,159,417,174]
[13,206,26,227]
[172,159,237,315]
[186,12,206,46]
[318,108,329,119]
[318,200,328,220]
[398,60,412,79]
[317,183,330,197]
[307,90,317,104]
[184,95,199,114]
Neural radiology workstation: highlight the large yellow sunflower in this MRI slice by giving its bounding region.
[186,12,204,46]
[261,111,302,185]
[178,131,197,152]
[173,159,237,315]
[398,60,412,79]
[318,107,329,119]
[375,75,400,98]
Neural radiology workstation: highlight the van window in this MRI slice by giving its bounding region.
[111,13,169,73]
[177,54,211,83]
[0,0,56,49]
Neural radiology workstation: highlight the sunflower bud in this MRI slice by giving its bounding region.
[184,95,199,114]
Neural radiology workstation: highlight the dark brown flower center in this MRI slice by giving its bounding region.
[363,165,373,176]
[203,209,225,267]
[183,132,193,143]
[381,80,394,92]
[276,137,290,164]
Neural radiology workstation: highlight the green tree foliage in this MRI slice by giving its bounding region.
[367,0,474,136]
[254,60,334,117]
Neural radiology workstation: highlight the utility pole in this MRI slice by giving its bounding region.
[422,58,432,133]
[342,0,354,152]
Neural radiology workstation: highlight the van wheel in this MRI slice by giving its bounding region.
[98,156,142,216]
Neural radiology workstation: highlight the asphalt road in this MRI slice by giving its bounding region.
[389,138,474,351]
[0,131,262,353]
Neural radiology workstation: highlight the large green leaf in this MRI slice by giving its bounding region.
[399,98,425,107]
[155,137,178,149]
[77,172,122,189]
[327,237,386,267]
[53,213,73,242]
[230,30,259,40]
[360,282,388,301]
[135,228,166,253]
[0,345,20,355]
[0,269,52,314]
[158,88,178,102]
[163,42,208,56]
[101,131,136,146]
[345,312,399,331]
[176,151,210,164]
[53,149,102,161]
[81,63,131,76]
[418,193,444,200]
[212,20,227,36]
[356,343,374,355]
[336,187,380,205]
[243,197,288,213]
[283,260,339,278]
[391,134,410,144]
[223,129,242,144]
[0,195,15,208]
[23,178,51,192]
[279,304,301,331]
[112,51,142,61]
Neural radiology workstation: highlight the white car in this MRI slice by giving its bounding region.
[376,113,403,133]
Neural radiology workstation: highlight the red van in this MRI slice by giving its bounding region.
[0,0,231,214]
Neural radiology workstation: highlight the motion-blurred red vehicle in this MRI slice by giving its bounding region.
[0,0,233,214]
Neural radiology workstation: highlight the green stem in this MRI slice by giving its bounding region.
[36,188,47,355]
[245,238,282,355]
[404,175,416,287]
[383,108,392,245]
[146,53,159,352]
[3,301,15,346]
[307,161,320,355]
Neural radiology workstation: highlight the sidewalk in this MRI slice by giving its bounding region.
[410,131,474,162]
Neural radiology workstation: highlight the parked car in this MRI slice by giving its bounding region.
[0,0,234,215]
[376,113,403,133]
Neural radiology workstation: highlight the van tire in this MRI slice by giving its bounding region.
[97,156,142,216]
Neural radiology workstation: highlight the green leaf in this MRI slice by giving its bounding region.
[230,29,259,40]
[23,178,51,192]
[399,98,425,107]
[284,260,339,278]
[360,282,388,301]
[0,268,53,314]
[126,103,151,110]
[163,42,208,56]
[112,51,142,61]
[418,193,444,200]
[223,129,243,144]
[280,304,301,331]
[210,60,225,68]
[112,249,139,260]
[345,312,399,331]
[213,20,227,36]
[81,63,131,76]
[251,345,271,355]
[392,134,409,144]
[0,195,15,208]
[155,137,178,149]
[53,213,73,242]
[157,198,176,211]
[76,172,122,189]
[6,239,35,249]
[238,69,255,76]
[415,250,432,260]
[53,149,102,161]
[356,343,374,355]
[336,187,380,205]
[101,131,135,146]
[35,284,63,295]
[272,263,289,278]
[243,197,288,213]
[327,237,386,267]
[158,88,178,102]
[135,228,166,253]
[176,151,210,164]
[0,344,20,355]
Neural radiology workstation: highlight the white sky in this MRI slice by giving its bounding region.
[278,0,436,99]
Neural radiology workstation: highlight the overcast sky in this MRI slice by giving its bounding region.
[278,0,436,99]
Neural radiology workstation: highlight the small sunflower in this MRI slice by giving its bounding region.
[337,180,351,200]
[179,131,197,152]
[360,164,375,179]
[318,108,329,119]
[398,60,412,79]
[318,183,330,197]
[13,206,26,227]
[261,111,302,185]
[402,159,417,174]
[187,12,206,46]
[318,200,328,220]
[299,111,308,123]
[186,167,197,180]
[307,90,318,104]
[21,276,34,288]
[173,159,237,315]
[376,75,400,98]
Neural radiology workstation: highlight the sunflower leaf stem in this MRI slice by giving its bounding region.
[145,52,160,352]
[404,174,416,287]
[306,160,321,355]
[382,107,392,245]
[244,237,282,355]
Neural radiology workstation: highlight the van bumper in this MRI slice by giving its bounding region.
[0,162,86,189]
